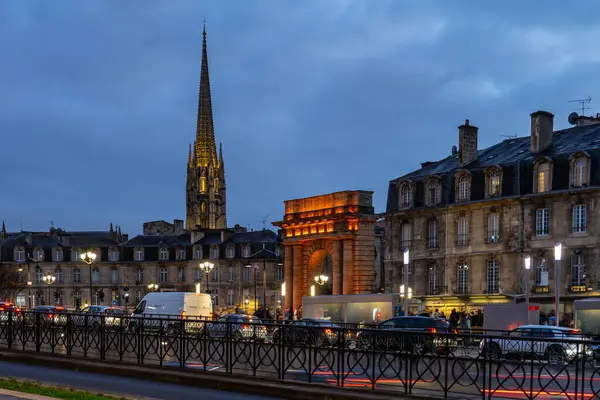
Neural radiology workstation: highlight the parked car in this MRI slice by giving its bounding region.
[74,306,126,330]
[272,318,352,347]
[0,303,23,322]
[479,325,591,363]
[207,314,268,341]
[29,306,68,325]
[356,316,457,354]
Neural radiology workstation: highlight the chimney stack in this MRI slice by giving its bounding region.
[458,119,478,167]
[530,111,554,153]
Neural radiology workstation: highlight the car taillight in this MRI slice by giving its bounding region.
[181,311,187,319]
[241,325,248,330]
[325,329,332,335]
[429,328,437,333]
[453,329,458,334]
[48,314,53,319]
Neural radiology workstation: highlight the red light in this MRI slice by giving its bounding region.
[181,311,187,319]
[453,329,458,334]
[429,328,437,333]
[528,306,540,311]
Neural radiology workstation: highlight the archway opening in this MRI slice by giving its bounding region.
[308,250,333,296]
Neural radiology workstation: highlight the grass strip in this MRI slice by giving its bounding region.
[0,378,129,400]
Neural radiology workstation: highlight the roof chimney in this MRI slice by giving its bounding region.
[530,111,554,153]
[458,119,478,167]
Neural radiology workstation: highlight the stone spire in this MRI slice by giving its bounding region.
[218,142,224,169]
[1,221,6,239]
[194,24,218,168]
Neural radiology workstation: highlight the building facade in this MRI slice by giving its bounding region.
[186,26,227,231]
[385,111,600,315]
[0,222,283,313]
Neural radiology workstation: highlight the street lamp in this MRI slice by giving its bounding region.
[554,242,562,327]
[245,243,279,315]
[403,248,410,316]
[314,274,329,286]
[24,254,38,309]
[199,261,214,297]
[42,272,56,305]
[524,255,531,304]
[80,250,97,305]
[147,283,159,292]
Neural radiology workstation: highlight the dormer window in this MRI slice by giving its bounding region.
[14,247,25,262]
[226,246,235,259]
[176,247,186,260]
[570,152,590,188]
[424,178,441,206]
[455,172,471,202]
[33,248,44,261]
[108,247,119,262]
[398,182,412,209]
[210,246,219,259]
[242,245,251,258]
[159,247,169,261]
[534,159,552,193]
[489,172,501,196]
[53,248,63,262]
[134,247,144,261]
[72,248,80,262]
[193,246,202,260]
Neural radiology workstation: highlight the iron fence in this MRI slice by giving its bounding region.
[0,310,599,399]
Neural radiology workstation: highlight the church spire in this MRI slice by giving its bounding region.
[188,143,193,168]
[194,23,218,168]
[1,221,6,239]
[218,142,223,168]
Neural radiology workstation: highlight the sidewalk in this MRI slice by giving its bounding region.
[0,388,58,400]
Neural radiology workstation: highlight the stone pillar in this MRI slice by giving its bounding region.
[284,245,293,311]
[342,239,354,294]
[353,221,376,293]
[332,240,342,295]
[293,245,304,309]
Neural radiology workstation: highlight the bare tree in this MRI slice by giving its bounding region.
[0,268,27,303]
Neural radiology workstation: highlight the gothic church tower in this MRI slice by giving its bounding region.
[186,26,227,230]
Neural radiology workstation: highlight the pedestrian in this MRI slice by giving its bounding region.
[431,308,440,319]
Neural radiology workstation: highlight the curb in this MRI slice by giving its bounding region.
[0,350,426,400]
[0,388,58,400]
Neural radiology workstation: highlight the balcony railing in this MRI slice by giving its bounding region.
[427,237,439,249]
[456,234,469,247]
[572,224,587,233]
[486,232,500,244]
[535,229,549,236]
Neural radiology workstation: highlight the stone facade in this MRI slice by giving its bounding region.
[385,111,600,314]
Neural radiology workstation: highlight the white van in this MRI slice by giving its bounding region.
[130,292,212,333]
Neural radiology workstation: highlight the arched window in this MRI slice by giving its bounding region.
[201,202,207,214]
[159,247,168,261]
[242,245,251,258]
[573,158,587,187]
[193,246,202,260]
[427,181,440,205]
[134,247,144,261]
[34,248,44,261]
[200,177,207,193]
[536,162,551,193]
[458,176,469,200]
[488,171,501,196]
[226,246,235,259]
[13,247,25,262]
[176,248,186,260]
[399,184,411,209]
[108,247,119,262]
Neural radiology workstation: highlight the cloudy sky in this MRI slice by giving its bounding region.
[1,1,599,235]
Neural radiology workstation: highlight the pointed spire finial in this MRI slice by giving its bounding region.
[203,19,207,36]
[219,142,223,166]
[110,223,114,232]
[1,221,6,239]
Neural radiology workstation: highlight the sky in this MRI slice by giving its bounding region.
[2,1,600,236]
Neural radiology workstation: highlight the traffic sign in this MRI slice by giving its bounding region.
[111,300,118,306]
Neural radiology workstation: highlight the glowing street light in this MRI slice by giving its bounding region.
[524,255,531,304]
[80,250,97,306]
[42,272,56,305]
[554,242,562,327]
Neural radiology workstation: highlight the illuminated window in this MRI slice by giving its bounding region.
[573,158,587,187]
[489,172,500,196]
[536,162,551,193]
[457,264,469,294]
[200,177,207,193]
[201,202,207,214]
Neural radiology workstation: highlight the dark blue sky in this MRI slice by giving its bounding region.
[2,1,600,235]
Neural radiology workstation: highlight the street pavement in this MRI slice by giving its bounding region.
[0,361,280,400]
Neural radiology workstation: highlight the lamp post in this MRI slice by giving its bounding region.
[80,250,97,305]
[24,254,38,309]
[199,261,214,296]
[554,242,562,327]
[147,283,159,292]
[524,255,531,304]
[42,272,56,305]
[314,274,329,287]
[403,248,410,316]
[245,244,279,315]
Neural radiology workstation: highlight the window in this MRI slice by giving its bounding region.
[136,268,143,284]
[242,246,251,258]
[228,267,233,281]
[159,247,169,261]
[193,246,202,260]
[176,248,186,260]
[226,246,235,259]
[72,248,80,261]
[210,246,219,259]
[200,177,207,193]
[573,158,587,187]
[55,268,63,283]
[428,264,441,295]
[276,264,284,281]
[400,185,411,208]
[536,162,551,193]
[92,268,100,284]
[34,248,44,261]
[73,291,81,307]
[211,266,218,281]
[134,247,144,261]
[111,269,118,284]
[571,255,585,286]
[536,208,550,236]
[227,289,234,307]
[201,202,207,214]
[487,213,500,243]
[457,216,468,247]
[14,248,24,262]
[159,267,168,283]
[535,258,549,286]
[73,268,81,283]
[572,204,587,233]
[458,176,469,200]
[178,268,185,283]
[195,268,201,281]
[213,289,219,306]
[35,268,42,284]
[427,181,440,205]
[486,259,499,293]
[108,248,119,262]
[427,219,438,248]
[457,264,469,294]
[401,223,412,249]
[242,266,250,281]
[53,249,63,262]
[489,172,500,196]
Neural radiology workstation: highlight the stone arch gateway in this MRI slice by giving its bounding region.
[273,190,377,310]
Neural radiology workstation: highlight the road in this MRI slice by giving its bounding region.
[0,361,280,400]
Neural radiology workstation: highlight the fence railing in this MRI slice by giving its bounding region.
[0,310,600,399]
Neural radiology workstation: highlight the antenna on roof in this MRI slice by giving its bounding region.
[261,215,269,230]
[568,96,592,116]
[501,135,517,140]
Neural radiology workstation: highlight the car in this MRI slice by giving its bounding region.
[479,325,591,363]
[74,306,126,330]
[28,305,68,325]
[356,316,457,354]
[272,318,351,347]
[207,314,268,341]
